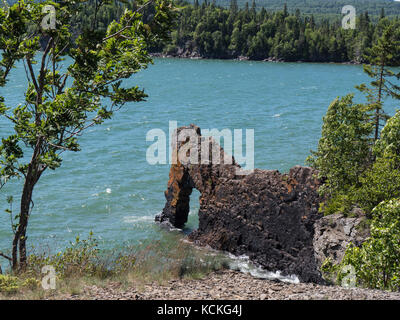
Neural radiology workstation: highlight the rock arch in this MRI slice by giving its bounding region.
[156,125,324,283]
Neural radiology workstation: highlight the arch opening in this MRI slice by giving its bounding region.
[183,188,201,234]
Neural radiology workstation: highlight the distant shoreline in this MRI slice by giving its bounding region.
[149,52,361,65]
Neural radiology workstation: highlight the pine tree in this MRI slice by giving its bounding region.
[230,0,238,14]
[251,0,256,17]
[283,3,288,18]
[380,7,385,20]
[356,25,400,141]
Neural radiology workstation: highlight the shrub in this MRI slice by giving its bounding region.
[2,233,229,296]
[0,275,20,294]
[338,199,400,291]
[27,232,109,279]
[0,275,39,295]
[319,190,357,216]
[26,233,229,285]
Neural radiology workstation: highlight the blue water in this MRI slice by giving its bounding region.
[0,58,398,263]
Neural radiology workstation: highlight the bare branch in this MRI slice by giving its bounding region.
[47,141,74,151]
[0,252,12,261]
[26,58,40,93]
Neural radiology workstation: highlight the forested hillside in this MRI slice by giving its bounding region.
[2,0,400,63]
[162,1,400,62]
[203,0,400,16]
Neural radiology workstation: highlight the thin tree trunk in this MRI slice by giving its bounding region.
[12,171,35,271]
[11,140,44,271]
[375,61,385,141]
[374,107,380,141]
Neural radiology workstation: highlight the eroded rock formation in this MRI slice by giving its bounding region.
[156,125,324,283]
[313,213,370,271]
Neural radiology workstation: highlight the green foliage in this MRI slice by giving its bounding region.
[27,232,110,279]
[318,190,357,216]
[338,199,400,291]
[356,25,400,140]
[0,274,39,294]
[208,1,400,17]
[356,157,400,214]
[375,110,400,159]
[309,27,400,217]
[0,275,19,294]
[356,112,400,214]
[153,1,400,62]
[25,232,229,283]
[0,0,177,269]
[320,257,340,284]
[3,1,400,63]
[307,94,373,198]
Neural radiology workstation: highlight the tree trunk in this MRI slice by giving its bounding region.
[12,171,36,271]
[374,107,380,141]
[375,61,385,141]
[11,140,44,272]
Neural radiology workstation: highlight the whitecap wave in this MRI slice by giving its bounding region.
[227,253,300,284]
[123,215,154,224]
[300,86,317,90]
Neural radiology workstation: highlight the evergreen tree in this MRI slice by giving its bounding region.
[230,0,238,14]
[307,95,373,197]
[283,3,288,18]
[356,25,400,141]
[380,7,385,20]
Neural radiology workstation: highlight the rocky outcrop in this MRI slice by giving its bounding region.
[156,125,324,283]
[313,213,370,270]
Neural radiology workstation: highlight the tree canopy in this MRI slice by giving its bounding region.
[0,0,176,270]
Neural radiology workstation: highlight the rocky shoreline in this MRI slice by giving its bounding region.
[149,52,361,64]
[63,269,400,300]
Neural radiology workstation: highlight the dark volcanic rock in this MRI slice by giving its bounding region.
[156,125,324,283]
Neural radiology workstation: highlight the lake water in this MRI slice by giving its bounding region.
[0,58,398,270]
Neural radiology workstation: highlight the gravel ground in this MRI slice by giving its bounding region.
[64,270,400,300]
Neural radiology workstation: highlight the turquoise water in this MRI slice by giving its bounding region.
[0,58,398,263]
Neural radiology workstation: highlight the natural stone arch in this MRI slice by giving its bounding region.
[156,124,240,228]
[156,124,324,283]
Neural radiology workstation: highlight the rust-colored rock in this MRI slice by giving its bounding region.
[156,125,324,283]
